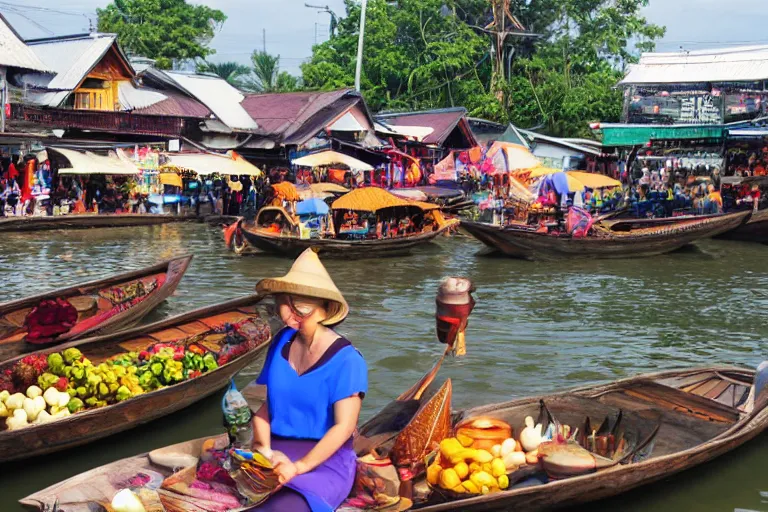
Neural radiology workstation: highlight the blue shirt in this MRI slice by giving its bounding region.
[256,327,368,440]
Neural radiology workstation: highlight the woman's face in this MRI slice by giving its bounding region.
[276,294,328,330]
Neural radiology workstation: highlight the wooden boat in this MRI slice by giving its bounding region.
[461,211,750,260]
[0,213,195,232]
[227,203,459,258]
[19,362,768,511]
[715,208,768,243]
[0,255,192,362]
[0,294,278,463]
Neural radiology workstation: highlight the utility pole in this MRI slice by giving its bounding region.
[314,23,318,45]
[262,29,266,53]
[354,0,368,92]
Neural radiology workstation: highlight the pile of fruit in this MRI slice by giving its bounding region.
[427,437,512,495]
[0,343,222,431]
[0,383,75,430]
[426,415,547,497]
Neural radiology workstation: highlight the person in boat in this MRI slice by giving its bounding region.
[704,184,723,214]
[251,248,367,512]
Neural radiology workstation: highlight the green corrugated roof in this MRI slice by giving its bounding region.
[600,124,725,146]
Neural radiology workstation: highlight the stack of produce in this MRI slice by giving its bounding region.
[0,342,221,431]
[426,415,548,497]
[0,382,74,430]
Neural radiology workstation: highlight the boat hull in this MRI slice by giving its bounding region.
[0,214,194,232]
[0,255,192,362]
[461,211,749,260]
[239,221,457,259]
[0,294,274,463]
[715,209,768,243]
[417,366,767,511]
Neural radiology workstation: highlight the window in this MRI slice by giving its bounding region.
[73,85,114,111]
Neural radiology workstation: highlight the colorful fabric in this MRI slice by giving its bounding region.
[566,206,594,238]
[24,298,78,343]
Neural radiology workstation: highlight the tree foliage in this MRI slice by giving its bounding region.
[97,0,226,69]
[196,61,250,86]
[240,51,300,93]
[301,0,664,136]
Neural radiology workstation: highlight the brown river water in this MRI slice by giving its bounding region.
[0,223,766,511]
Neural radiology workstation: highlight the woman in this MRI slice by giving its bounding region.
[252,248,367,512]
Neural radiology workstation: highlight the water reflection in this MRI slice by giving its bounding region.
[0,224,766,511]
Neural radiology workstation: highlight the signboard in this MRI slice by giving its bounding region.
[679,95,721,124]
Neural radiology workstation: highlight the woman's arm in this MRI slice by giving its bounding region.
[295,395,362,475]
[252,401,272,454]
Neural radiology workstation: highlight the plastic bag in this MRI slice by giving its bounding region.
[222,380,253,447]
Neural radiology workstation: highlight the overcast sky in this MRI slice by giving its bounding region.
[3,0,765,75]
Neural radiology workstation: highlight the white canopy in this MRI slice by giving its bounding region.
[329,112,366,132]
[162,152,262,176]
[374,122,434,142]
[51,147,140,175]
[620,45,768,85]
[292,150,373,171]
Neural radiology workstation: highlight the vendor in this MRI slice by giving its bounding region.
[251,249,367,512]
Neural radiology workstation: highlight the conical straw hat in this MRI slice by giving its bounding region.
[255,248,349,326]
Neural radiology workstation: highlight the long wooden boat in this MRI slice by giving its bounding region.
[0,294,278,463]
[461,211,750,260]
[715,208,768,243]
[0,213,194,233]
[0,255,192,362]
[20,362,768,511]
[227,208,459,259]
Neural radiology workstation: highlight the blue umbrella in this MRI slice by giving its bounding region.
[296,198,329,215]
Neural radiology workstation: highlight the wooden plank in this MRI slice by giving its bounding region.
[691,379,722,397]
[683,377,714,393]
[149,328,187,343]
[176,321,210,336]
[118,337,157,353]
[704,380,731,400]
[622,381,740,423]
[199,311,250,328]
[658,373,714,390]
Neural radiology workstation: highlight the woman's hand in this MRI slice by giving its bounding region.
[273,459,300,485]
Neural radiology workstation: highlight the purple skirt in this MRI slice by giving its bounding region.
[271,437,357,512]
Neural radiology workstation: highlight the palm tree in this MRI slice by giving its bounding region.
[240,51,281,92]
[196,61,251,87]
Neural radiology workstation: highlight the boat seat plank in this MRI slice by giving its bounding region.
[657,372,715,390]
[613,381,741,423]
[199,311,250,328]
[149,328,188,343]
[0,331,26,345]
[704,380,731,400]
[690,379,723,397]
[177,321,211,336]
[119,337,161,353]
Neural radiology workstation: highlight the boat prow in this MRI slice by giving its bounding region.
[0,255,193,362]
